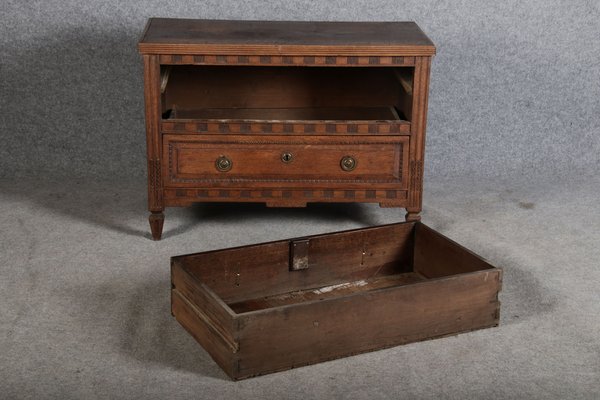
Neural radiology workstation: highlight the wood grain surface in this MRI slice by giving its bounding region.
[140,18,436,56]
[171,222,502,380]
[139,17,433,242]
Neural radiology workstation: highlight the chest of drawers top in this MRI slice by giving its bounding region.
[139,18,435,56]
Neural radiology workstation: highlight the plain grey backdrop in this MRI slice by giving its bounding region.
[1,1,599,399]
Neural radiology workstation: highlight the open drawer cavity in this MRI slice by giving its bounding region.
[160,65,414,134]
[171,221,502,380]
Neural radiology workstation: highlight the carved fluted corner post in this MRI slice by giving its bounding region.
[143,54,165,239]
[405,56,431,222]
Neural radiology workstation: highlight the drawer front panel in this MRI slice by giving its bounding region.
[163,135,409,188]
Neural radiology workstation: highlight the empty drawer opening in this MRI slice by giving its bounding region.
[160,65,414,122]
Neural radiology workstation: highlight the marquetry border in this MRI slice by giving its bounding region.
[148,158,162,207]
[159,54,416,66]
[162,120,411,135]
[409,160,422,188]
[166,140,405,184]
[164,188,408,202]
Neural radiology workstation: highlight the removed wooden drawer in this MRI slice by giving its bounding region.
[171,221,502,380]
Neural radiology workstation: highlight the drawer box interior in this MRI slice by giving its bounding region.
[160,65,414,123]
[171,222,502,380]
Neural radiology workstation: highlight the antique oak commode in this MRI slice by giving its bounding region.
[138,18,434,240]
[138,18,502,380]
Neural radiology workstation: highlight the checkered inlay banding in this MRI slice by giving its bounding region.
[160,54,415,66]
[162,121,411,135]
[165,188,408,202]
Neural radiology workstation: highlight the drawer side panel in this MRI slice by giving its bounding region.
[171,289,237,378]
[414,223,498,278]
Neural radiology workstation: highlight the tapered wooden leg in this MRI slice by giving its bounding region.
[149,211,164,240]
[405,208,421,222]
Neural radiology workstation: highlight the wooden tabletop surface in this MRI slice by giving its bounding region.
[139,18,435,56]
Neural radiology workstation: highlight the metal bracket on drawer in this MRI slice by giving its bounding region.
[290,238,310,271]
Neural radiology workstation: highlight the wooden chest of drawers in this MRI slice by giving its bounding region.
[138,18,435,240]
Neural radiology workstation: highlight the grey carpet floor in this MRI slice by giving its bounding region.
[1,175,599,399]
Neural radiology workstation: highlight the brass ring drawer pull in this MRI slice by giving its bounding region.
[281,152,294,163]
[215,155,233,172]
[340,155,357,171]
